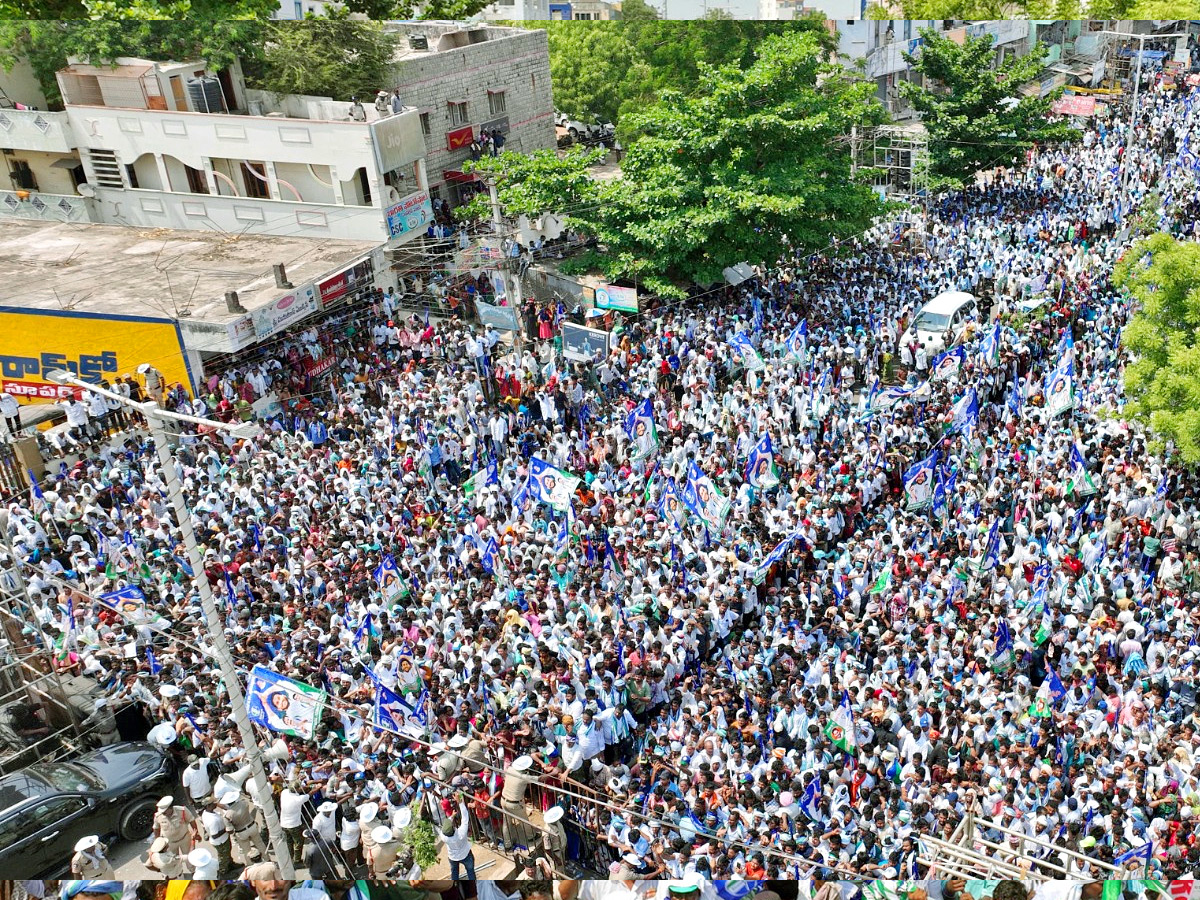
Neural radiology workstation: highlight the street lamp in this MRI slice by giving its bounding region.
[45,370,295,877]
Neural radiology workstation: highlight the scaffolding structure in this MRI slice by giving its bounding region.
[859,124,931,203]
[919,812,1124,881]
[0,542,93,773]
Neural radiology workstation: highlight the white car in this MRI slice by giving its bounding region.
[903,290,978,355]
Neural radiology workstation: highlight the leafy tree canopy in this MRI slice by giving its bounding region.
[539,15,834,127]
[478,31,885,298]
[250,11,397,101]
[900,28,1078,186]
[1112,234,1200,465]
[460,146,605,223]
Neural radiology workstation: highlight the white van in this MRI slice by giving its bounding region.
[903,291,978,354]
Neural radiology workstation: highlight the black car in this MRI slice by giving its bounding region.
[0,741,174,876]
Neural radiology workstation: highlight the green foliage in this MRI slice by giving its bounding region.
[1112,234,1200,465]
[402,812,440,871]
[252,12,397,101]
[460,146,605,223]
[592,32,885,296]
[618,0,660,19]
[461,31,881,298]
[541,16,834,127]
[1127,0,1200,15]
[0,18,270,108]
[900,29,1079,185]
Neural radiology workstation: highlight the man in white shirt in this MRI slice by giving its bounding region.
[182,754,214,808]
[277,781,310,867]
[440,800,475,880]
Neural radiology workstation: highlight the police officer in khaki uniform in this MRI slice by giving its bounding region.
[220,790,266,864]
[358,801,381,877]
[153,795,196,859]
[541,805,567,872]
[71,835,116,878]
[500,754,535,849]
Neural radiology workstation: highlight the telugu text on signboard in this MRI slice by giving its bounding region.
[385,190,434,239]
[253,283,318,339]
[0,308,194,401]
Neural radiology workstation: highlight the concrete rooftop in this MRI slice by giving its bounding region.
[0,219,378,325]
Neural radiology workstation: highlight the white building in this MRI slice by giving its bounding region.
[477,0,550,21]
[760,0,860,19]
[836,19,1030,118]
[272,0,338,17]
[0,56,433,247]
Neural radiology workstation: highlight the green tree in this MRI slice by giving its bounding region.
[0,17,269,108]
[543,23,652,125]
[251,12,397,101]
[1127,0,1200,14]
[618,0,660,19]
[542,16,834,126]
[1112,234,1200,464]
[459,146,605,222]
[900,28,1078,186]
[592,32,885,296]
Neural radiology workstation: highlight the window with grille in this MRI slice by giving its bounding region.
[449,101,470,127]
[488,91,506,116]
[420,112,431,136]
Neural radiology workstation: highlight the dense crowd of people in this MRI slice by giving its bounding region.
[6,56,1200,888]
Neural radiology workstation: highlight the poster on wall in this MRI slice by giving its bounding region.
[562,323,610,363]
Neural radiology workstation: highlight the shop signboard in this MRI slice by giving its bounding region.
[318,258,375,309]
[385,190,434,239]
[253,283,317,339]
[476,298,519,332]
[594,284,638,313]
[0,307,194,401]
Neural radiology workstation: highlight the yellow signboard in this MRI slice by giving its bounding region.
[0,308,194,403]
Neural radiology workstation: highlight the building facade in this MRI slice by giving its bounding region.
[0,56,432,246]
[836,19,1030,118]
[478,0,551,22]
[388,23,556,206]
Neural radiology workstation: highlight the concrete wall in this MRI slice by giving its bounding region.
[391,26,556,204]
[0,108,75,154]
[0,56,50,110]
[90,186,390,241]
[0,189,97,223]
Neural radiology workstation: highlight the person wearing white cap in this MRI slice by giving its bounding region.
[371,823,402,874]
[145,835,186,878]
[70,835,115,879]
[359,801,382,877]
[500,754,535,850]
[542,804,568,870]
[152,794,196,861]
[188,846,220,879]
[222,789,266,866]
[312,800,339,844]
